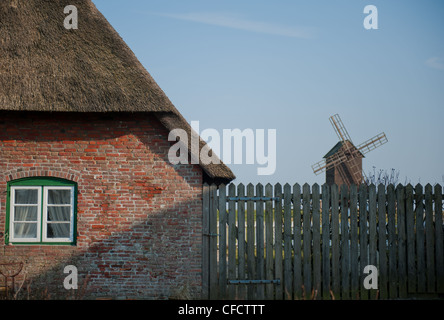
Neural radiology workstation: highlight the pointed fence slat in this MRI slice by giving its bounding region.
[218,184,227,298]
[228,184,237,299]
[209,184,219,299]
[340,184,350,299]
[274,183,283,300]
[321,184,331,300]
[256,184,265,299]
[359,184,369,300]
[396,184,407,299]
[368,184,378,300]
[425,184,435,293]
[350,185,359,300]
[415,184,426,293]
[331,184,340,300]
[203,183,444,300]
[293,184,303,299]
[312,184,321,300]
[387,184,398,299]
[378,184,388,299]
[202,183,210,299]
[246,184,256,299]
[265,184,274,300]
[283,184,293,300]
[406,184,416,293]
[303,184,312,297]
[237,184,246,299]
[435,184,444,293]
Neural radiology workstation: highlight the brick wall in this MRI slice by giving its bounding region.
[0,111,204,299]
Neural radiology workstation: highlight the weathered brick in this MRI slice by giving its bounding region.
[0,112,203,300]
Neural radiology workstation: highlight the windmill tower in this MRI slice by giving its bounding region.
[312,114,388,186]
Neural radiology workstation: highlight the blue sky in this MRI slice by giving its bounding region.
[93,0,444,185]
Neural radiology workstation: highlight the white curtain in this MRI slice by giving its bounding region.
[46,189,71,238]
[13,189,38,239]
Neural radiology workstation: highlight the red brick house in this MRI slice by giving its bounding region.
[0,0,234,299]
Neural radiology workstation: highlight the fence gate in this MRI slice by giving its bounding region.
[202,183,444,300]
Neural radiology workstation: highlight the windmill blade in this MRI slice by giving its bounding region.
[329,114,353,143]
[312,146,352,175]
[312,159,327,175]
[356,132,388,155]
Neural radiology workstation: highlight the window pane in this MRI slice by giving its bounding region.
[46,223,70,238]
[14,223,37,238]
[47,207,71,222]
[14,189,38,204]
[48,189,71,205]
[14,206,38,221]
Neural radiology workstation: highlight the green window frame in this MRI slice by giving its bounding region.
[5,177,77,245]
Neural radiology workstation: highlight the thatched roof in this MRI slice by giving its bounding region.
[0,0,235,182]
[156,112,236,182]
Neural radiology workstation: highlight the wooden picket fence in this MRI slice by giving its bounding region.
[202,183,444,300]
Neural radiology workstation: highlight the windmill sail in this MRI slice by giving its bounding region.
[330,114,353,143]
[356,132,388,155]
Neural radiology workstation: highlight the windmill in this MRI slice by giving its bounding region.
[312,114,388,186]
